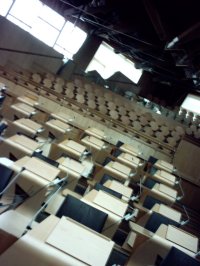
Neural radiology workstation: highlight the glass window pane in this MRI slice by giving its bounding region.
[9,0,42,26]
[31,18,59,47]
[55,21,87,57]
[86,41,142,83]
[38,5,65,30]
[7,14,31,32]
[54,44,72,59]
[0,0,13,16]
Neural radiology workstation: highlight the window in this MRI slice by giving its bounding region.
[181,94,200,115]
[8,0,42,29]
[86,42,143,83]
[4,0,87,55]
[54,21,87,59]
[0,0,14,16]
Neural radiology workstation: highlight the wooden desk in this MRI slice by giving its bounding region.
[81,135,106,150]
[152,204,181,223]
[51,111,73,124]
[85,127,105,139]
[82,190,128,238]
[45,119,72,134]
[120,143,139,157]
[153,170,176,186]
[13,118,44,136]
[156,224,198,254]
[11,103,37,117]
[149,183,178,204]
[154,160,174,173]
[104,161,132,182]
[58,139,86,159]
[166,225,198,253]
[117,152,140,168]
[0,215,114,266]
[104,180,133,200]
[3,134,41,156]
[17,95,39,107]
[12,156,60,195]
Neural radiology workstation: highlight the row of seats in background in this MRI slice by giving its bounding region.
[0,81,199,266]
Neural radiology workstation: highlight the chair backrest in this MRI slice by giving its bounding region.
[143,195,164,209]
[160,247,200,266]
[116,141,124,148]
[94,183,122,199]
[0,123,8,135]
[32,151,59,168]
[143,177,158,189]
[0,164,14,195]
[144,212,180,233]
[56,195,108,233]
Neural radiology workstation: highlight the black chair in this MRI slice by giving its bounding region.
[160,247,200,266]
[56,195,108,233]
[0,163,14,198]
[143,195,165,210]
[102,157,113,166]
[0,95,6,107]
[144,212,180,233]
[32,151,59,168]
[143,177,158,189]
[111,149,122,157]
[116,141,124,148]
[0,123,8,135]
[94,183,122,199]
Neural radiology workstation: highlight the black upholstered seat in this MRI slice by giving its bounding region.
[0,163,14,197]
[56,195,108,233]
[144,212,180,233]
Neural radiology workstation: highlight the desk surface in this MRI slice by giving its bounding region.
[81,135,105,150]
[152,204,181,223]
[0,215,114,266]
[11,102,36,114]
[46,217,114,266]
[59,139,86,154]
[155,160,174,173]
[105,161,132,177]
[154,170,176,183]
[120,144,139,156]
[45,119,71,132]
[14,156,60,181]
[118,153,140,167]
[85,127,105,139]
[158,184,177,199]
[51,111,73,123]
[5,134,41,151]
[83,190,128,217]
[57,156,85,175]
[13,118,43,132]
[104,180,133,198]
[17,95,39,106]
[166,225,198,253]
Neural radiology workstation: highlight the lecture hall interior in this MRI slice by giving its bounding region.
[1,0,200,265]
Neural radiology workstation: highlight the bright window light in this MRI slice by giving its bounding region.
[55,21,87,59]
[181,94,200,115]
[9,0,42,27]
[31,18,60,47]
[86,42,143,83]
[38,5,65,30]
[7,14,31,32]
[0,0,13,16]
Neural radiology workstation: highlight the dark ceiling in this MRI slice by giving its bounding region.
[41,0,200,107]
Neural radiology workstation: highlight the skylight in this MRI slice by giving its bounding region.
[86,42,143,83]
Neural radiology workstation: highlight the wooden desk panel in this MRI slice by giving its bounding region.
[104,180,133,198]
[45,119,71,133]
[120,144,139,156]
[85,127,105,139]
[166,225,198,253]
[46,217,114,266]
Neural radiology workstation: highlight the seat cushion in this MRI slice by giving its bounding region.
[0,164,13,194]
[143,195,164,210]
